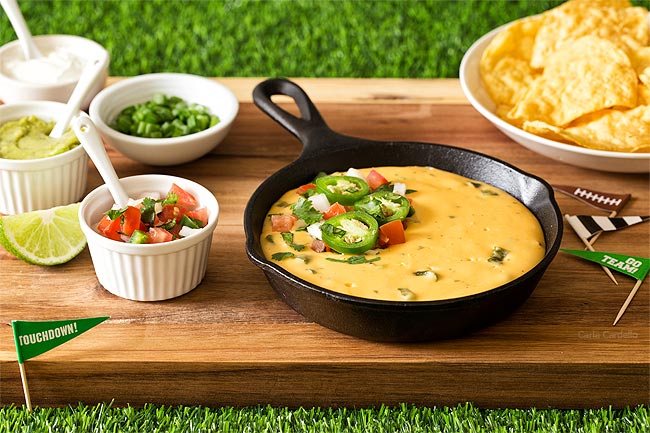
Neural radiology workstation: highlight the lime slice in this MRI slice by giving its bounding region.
[0,203,87,266]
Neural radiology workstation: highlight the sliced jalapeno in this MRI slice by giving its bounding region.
[320,211,379,254]
[315,175,370,206]
[353,190,411,224]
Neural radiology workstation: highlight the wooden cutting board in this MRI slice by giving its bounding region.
[1,78,648,409]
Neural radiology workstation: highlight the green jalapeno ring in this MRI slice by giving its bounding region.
[353,190,411,224]
[320,211,379,255]
[315,175,370,206]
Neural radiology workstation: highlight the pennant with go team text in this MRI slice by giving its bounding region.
[561,249,649,281]
[12,316,109,364]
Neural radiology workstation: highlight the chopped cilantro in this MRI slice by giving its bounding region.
[162,191,178,206]
[105,207,127,221]
[292,197,323,225]
[271,252,295,261]
[281,232,305,251]
[140,197,158,225]
[326,256,381,265]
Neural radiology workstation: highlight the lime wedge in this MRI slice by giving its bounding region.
[0,203,87,266]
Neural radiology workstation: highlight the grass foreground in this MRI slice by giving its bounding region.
[0,403,648,433]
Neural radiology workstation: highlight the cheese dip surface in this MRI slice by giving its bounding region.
[261,166,545,302]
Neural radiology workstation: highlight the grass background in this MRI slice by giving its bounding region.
[0,0,579,78]
[1,0,650,430]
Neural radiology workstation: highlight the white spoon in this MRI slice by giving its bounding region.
[50,58,104,139]
[0,0,42,59]
[72,114,130,208]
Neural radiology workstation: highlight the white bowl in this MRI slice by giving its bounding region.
[89,73,239,166]
[0,101,88,214]
[459,21,650,174]
[78,174,219,301]
[0,35,109,111]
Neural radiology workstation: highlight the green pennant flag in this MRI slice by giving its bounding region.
[11,316,109,364]
[561,249,650,281]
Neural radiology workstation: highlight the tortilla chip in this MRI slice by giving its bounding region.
[508,36,637,127]
[564,0,632,7]
[639,82,650,106]
[530,1,649,68]
[522,121,575,144]
[621,40,650,86]
[480,16,542,109]
[524,107,650,153]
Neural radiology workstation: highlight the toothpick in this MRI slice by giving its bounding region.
[565,215,618,285]
[613,279,643,326]
[18,362,32,412]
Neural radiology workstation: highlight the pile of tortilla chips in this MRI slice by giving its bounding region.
[480,0,650,153]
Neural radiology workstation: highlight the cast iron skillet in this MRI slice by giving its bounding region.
[244,78,563,342]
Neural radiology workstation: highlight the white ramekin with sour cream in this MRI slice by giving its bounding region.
[0,35,109,110]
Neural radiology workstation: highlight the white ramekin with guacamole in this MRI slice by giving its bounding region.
[0,101,88,214]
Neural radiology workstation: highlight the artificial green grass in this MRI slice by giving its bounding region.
[1,403,648,433]
[0,0,577,79]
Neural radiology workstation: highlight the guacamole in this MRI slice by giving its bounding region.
[0,116,80,160]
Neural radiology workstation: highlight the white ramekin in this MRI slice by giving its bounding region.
[0,35,110,111]
[0,101,88,214]
[89,73,238,166]
[78,174,220,301]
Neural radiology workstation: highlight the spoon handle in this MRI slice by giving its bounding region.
[0,0,42,59]
[50,58,104,139]
[72,115,130,208]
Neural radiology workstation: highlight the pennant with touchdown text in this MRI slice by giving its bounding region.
[12,316,109,364]
[561,249,649,281]
[553,185,630,213]
[565,215,649,240]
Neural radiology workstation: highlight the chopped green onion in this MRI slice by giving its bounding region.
[111,93,220,138]
[129,230,149,244]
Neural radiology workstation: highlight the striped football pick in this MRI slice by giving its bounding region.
[565,215,649,240]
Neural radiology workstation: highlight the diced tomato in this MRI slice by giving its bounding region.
[296,183,317,196]
[120,206,142,237]
[169,223,183,239]
[186,207,209,226]
[377,230,390,247]
[169,183,198,209]
[379,220,406,245]
[366,169,388,190]
[97,215,122,241]
[271,214,297,232]
[311,239,329,253]
[147,227,173,243]
[323,202,347,220]
[159,204,187,223]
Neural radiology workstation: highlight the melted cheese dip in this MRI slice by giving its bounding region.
[261,166,545,301]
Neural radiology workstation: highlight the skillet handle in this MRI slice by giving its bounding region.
[253,78,353,158]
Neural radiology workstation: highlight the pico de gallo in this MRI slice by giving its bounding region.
[96,183,209,244]
[269,168,415,257]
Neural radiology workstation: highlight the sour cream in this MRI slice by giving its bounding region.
[1,47,85,85]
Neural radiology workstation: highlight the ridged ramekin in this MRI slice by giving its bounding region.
[0,101,88,214]
[0,35,109,111]
[78,174,219,301]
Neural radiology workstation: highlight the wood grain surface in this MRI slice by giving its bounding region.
[1,78,648,409]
